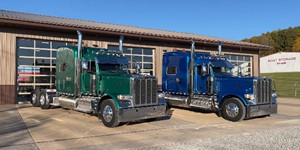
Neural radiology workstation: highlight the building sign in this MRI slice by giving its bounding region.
[260,52,300,73]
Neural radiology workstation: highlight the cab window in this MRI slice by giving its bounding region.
[197,66,202,75]
[167,66,177,75]
[60,63,66,72]
[88,61,96,73]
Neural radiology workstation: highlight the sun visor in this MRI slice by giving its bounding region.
[211,60,233,68]
[97,56,128,64]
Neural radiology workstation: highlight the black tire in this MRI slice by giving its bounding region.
[221,98,246,122]
[39,90,51,109]
[99,99,119,127]
[31,88,41,107]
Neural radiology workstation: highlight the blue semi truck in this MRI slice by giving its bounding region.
[159,40,277,121]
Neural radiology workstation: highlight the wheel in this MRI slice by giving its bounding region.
[31,88,41,107]
[221,98,246,122]
[99,99,119,127]
[39,90,51,109]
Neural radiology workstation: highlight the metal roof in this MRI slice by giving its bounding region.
[0,10,270,50]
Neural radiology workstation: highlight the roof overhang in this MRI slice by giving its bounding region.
[0,17,271,51]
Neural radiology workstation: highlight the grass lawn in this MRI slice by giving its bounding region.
[261,72,300,98]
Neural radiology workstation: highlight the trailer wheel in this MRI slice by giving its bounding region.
[39,90,51,109]
[221,98,245,122]
[31,88,41,107]
[99,99,119,127]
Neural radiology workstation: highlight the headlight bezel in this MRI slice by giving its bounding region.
[244,94,256,105]
[117,95,133,101]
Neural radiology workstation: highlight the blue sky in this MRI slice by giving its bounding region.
[1,0,299,41]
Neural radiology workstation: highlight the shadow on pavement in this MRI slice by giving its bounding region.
[0,104,47,149]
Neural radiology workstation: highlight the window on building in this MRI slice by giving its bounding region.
[224,54,252,76]
[16,38,72,101]
[108,45,154,74]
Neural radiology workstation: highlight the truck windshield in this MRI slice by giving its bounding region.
[98,63,128,73]
[212,67,233,76]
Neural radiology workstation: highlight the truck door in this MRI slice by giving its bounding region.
[196,65,208,93]
[81,60,96,94]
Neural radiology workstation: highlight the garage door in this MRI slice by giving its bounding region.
[16,38,71,102]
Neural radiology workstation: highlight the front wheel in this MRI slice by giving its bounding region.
[99,99,120,127]
[221,98,246,122]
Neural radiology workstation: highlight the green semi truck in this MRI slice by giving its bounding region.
[31,31,167,127]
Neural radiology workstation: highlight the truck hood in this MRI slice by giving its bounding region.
[99,74,156,96]
[100,74,132,96]
[214,75,255,95]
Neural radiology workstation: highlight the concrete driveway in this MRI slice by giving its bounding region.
[0,98,299,149]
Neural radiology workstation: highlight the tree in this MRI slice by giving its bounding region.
[292,37,300,52]
[242,26,300,56]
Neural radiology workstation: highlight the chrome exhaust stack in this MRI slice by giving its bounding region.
[189,39,195,98]
[76,30,83,97]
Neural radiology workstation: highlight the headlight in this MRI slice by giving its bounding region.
[244,94,256,105]
[244,94,254,100]
[117,95,132,101]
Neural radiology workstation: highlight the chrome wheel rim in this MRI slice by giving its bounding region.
[32,93,37,104]
[103,105,113,122]
[40,95,45,106]
[225,103,239,118]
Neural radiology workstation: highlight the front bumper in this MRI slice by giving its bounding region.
[118,105,167,122]
[246,103,277,119]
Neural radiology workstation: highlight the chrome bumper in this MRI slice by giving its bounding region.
[118,105,167,122]
[246,103,277,118]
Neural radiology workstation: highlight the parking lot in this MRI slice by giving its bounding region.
[0,97,300,150]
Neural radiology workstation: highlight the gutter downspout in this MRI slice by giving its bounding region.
[119,35,124,53]
[218,41,222,55]
[76,30,83,97]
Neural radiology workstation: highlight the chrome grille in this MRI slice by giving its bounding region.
[132,78,158,106]
[254,78,272,104]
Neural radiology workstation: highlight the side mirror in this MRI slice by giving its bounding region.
[238,65,243,76]
[201,65,208,76]
[135,62,141,74]
[82,61,88,72]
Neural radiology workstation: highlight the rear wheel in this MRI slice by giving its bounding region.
[99,99,119,127]
[31,88,41,107]
[39,90,51,109]
[221,98,245,122]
